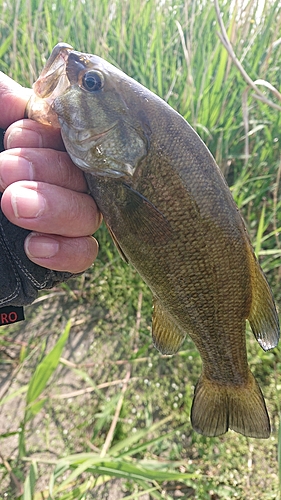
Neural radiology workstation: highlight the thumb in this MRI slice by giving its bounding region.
[0,72,32,129]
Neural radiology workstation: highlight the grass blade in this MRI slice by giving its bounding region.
[23,461,38,500]
[254,203,266,258]
[26,320,71,406]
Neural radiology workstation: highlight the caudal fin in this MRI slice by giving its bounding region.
[191,371,270,438]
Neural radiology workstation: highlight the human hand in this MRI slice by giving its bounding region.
[0,71,101,273]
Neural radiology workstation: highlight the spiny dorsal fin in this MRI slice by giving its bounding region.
[248,256,279,351]
[152,297,186,355]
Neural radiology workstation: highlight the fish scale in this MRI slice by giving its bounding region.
[27,43,280,438]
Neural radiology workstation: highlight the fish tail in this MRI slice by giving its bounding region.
[191,370,270,438]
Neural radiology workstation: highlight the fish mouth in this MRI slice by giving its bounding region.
[33,43,73,98]
[26,43,74,127]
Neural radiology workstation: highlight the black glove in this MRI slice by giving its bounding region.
[0,128,74,308]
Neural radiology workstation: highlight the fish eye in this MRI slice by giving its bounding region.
[82,70,104,92]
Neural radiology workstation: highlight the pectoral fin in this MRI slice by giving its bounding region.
[248,257,279,351]
[121,183,172,245]
[152,297,186,355]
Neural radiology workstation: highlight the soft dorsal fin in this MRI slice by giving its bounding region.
[248,256,279,351]
[152,297,186,355]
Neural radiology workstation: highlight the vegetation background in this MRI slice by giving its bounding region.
[0,0,281,498]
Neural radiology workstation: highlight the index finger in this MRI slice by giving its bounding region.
[4,119,65,151]
[0,72,32,128]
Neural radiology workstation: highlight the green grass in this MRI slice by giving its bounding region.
[1,0,281,498]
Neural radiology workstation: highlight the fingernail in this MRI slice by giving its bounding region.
[0,154,33,190]
[11,186,46,218]
[25,233,59,259]
[6,127,43,149]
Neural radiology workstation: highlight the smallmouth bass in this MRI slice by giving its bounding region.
[27,43,280,438]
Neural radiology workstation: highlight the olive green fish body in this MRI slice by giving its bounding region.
[82,99,266,357]
[27,44,280,438]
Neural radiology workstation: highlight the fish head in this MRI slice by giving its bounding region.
[27,43,150,179]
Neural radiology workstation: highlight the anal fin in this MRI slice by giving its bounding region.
[248,257,279,351]
[152,297,186,355]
